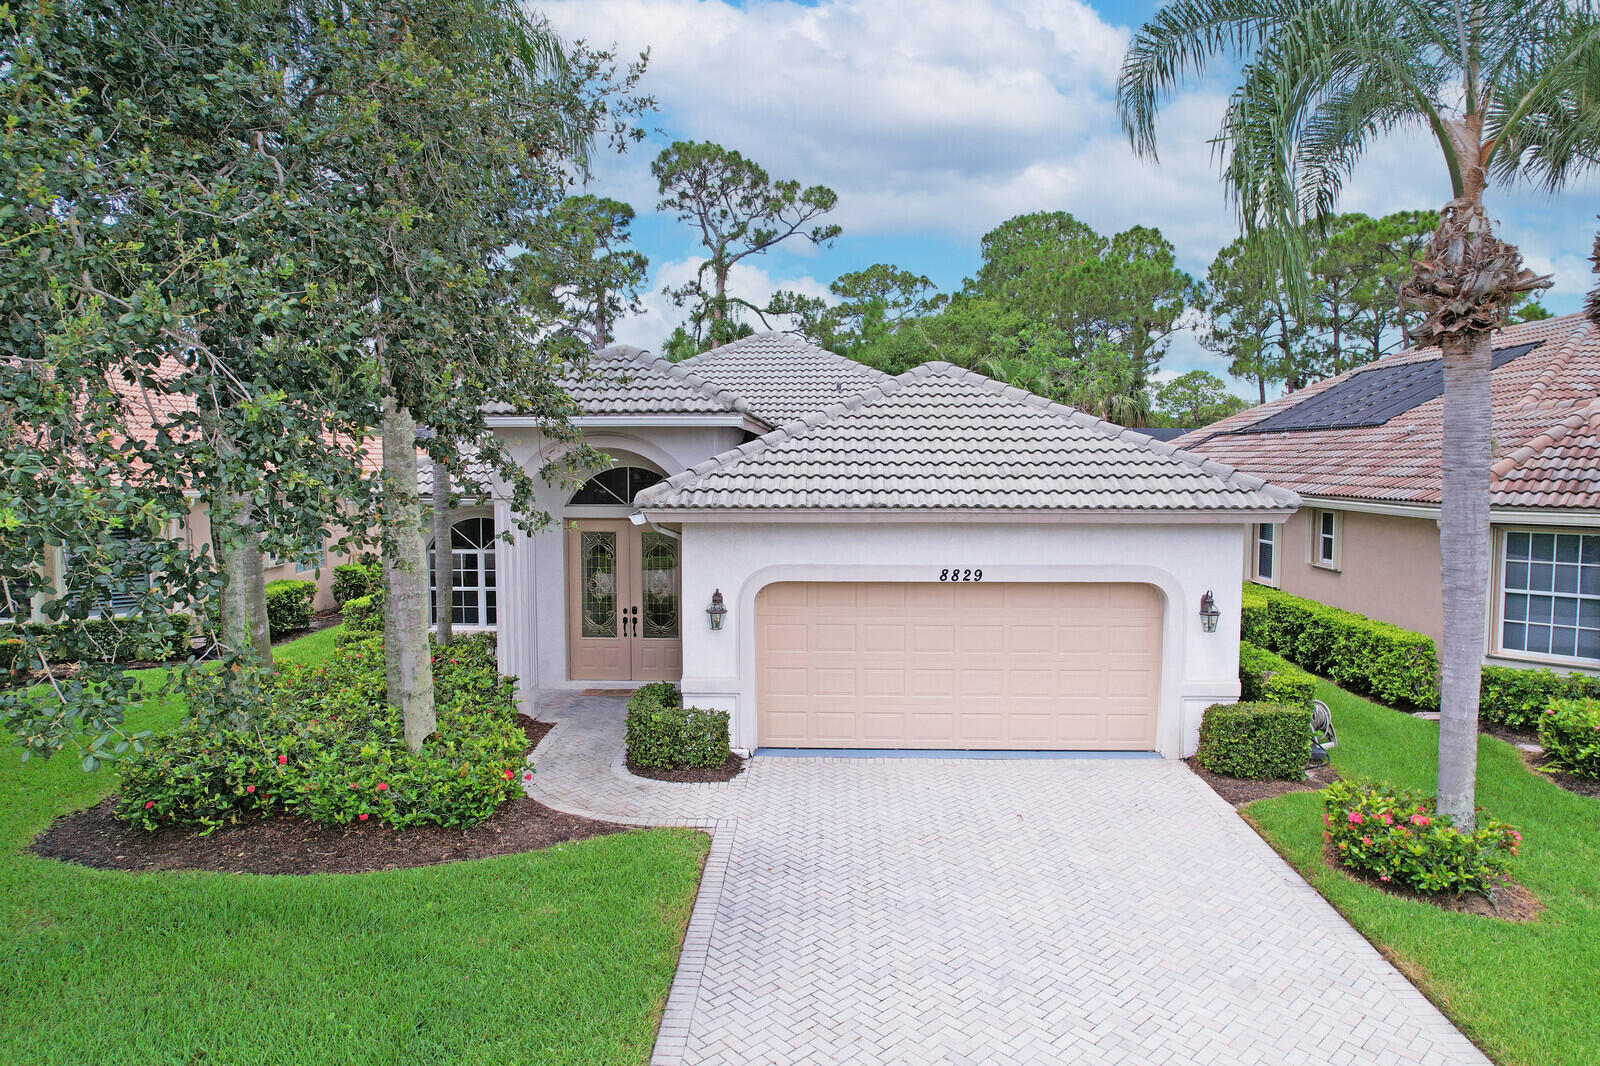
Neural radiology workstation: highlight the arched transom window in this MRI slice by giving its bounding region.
[568,466,664,506]
[429,516,496,627]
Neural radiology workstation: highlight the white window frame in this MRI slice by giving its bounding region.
[429,515,496,629]
[1310,509,1341,571]
[1492,526,1600,667]
[295,546,326,574]
[1251,522,1279,587]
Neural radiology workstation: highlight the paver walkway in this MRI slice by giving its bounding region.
[526,692,1489,1066]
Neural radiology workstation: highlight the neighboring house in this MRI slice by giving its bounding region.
[482,332,1298,757]
[1177,312,1600,674]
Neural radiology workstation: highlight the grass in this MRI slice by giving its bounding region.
[1245,680,1600,1066]
[0,627,708,1065]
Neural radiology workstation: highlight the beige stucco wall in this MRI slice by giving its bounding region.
[1252,508,1444,645]
[182,500,348,612]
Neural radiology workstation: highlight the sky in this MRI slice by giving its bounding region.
[541,0,1600,399]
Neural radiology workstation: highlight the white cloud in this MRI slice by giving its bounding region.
[618,255,832,351]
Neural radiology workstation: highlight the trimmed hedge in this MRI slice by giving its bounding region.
[1480,666,1600,731]
[1239,584,1439,708]
[1195,701,1312,780]
[1539,698,1600,779]
[264,579,317,638]
[0,613,194,666]
[1240,641,1316,711]
[117,633,524,831]
[1323,779,1520,896]
[332,561,381,607]
[340,591,383,641]
[624,682,730,769]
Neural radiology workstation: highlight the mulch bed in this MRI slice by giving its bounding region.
[626,753,745,783]
[26,717,635,876]
[1185,758,1336,807]
[271,608,344,646]
[1480,719,1540,749]
[1523,751,1600,799]
[1319,845,1544,921]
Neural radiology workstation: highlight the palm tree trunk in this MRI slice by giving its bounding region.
[1437,329,1492,830]
[381,388,436,752]
[431,456,453,646]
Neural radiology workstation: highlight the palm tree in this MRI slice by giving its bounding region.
[1119,0,1600,828]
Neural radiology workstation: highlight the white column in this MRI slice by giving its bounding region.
[494,498,540,715]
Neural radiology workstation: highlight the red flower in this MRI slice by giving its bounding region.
[144,800,155,809]
[358,812,369,821]
[246,784,256,794]
[1360,836,1372,846]
[376,782,388,791]
[278,754,289,765]
[503,769,514,779]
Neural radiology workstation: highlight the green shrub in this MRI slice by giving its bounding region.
[2,613,194,665]
[1480,666,1600,731]
[1323,779,1520,896]
[625,683,730,769]
[1539,698,1600,779]
[1238,583,1439,708]
[340,590,383,640]
[1195,702,1312,779]
[116,633,525,831]
[331,561,381,607]
[0,638,22,672]
[264,579,317,638]
[1239,641,1316,711]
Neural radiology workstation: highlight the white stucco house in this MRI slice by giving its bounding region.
[472,332,1299,758]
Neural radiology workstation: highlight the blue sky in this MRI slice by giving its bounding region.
[544,0,1599,399]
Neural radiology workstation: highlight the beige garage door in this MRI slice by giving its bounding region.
[757,582,1162,750]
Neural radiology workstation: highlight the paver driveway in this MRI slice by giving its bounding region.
[527,693,1488,1066]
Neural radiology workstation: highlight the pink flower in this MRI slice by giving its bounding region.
[1322,814,1331,826]
[1510,830,1522,842]
[503,769,514,779]
[349,783,358,790]
[376,782,388,791]
[1379,874,1391,882]
[1410,814,1430,827]
[1379,813,1393,825]
[1347,811,1364,825]
[246,784,256,794]
[1361,836,1372,846]
[1322,831,1331,842]
[522,771,534,782]
[144,800,155,809]
[358,812,369,821]
[278,754,289,765]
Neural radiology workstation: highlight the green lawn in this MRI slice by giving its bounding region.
[1,627,707,1066]
[1245,681,1600,1066]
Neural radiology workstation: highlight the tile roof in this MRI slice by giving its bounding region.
[636,362,1299,515]
[678,331,893,424]
[487,344,754,419]
[1176,314,1600,509]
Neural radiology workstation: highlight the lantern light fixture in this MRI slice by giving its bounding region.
[706,589,728,631]
[1199,589,1220,633]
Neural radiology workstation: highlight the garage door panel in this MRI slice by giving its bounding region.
[757,582,1160,750]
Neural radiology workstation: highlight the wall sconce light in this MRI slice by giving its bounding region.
[1199,590,1220,633]
[706,589,728,631]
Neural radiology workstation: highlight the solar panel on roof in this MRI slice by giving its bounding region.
[1233,342,1542,434]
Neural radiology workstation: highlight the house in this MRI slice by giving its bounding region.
[482,332,1298,757]
[1176,312,1600,673]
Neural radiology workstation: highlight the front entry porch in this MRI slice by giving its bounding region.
[565,518,683,682]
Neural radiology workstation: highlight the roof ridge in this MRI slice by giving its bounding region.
[619,347,755,417]
[1491,394,1600,481]
[919,363,1300,506]
[1517,318,1594,411]
[633,368,910,507]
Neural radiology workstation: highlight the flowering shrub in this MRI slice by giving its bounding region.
[1322,779,1520,896]
[1539,698,1600,779]
[116,633,526,832]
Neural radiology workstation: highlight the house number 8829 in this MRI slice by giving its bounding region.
[939,569,982,582]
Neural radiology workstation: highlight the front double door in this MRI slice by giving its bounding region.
[566,519,683,682]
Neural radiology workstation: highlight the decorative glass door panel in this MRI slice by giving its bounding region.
[567,520,682,682]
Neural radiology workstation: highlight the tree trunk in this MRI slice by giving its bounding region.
[381,390,436,752]
[243,532,274,669]
[709,265,728,349]
[1437,329,1492,830]
[431,456,453,646]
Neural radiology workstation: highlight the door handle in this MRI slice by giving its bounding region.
[629,604,639,638]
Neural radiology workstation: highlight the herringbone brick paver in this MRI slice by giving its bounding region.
[525,692,1490,1066]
